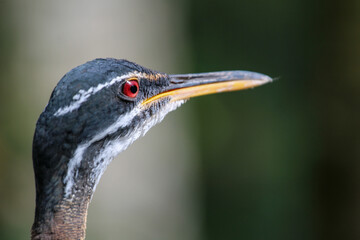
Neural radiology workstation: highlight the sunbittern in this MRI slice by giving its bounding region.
[31,59,271,239]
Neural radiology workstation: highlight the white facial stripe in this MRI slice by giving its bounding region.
[54,71,151,117]
[91,100,186,194]
[63,105,141,197]
[64,100,186,198]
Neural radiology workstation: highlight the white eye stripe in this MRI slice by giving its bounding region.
[53,72,147,117]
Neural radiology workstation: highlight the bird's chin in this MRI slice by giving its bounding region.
[63,98,187,198]
[91,98,187,192]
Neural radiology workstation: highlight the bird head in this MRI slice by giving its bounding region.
[32,58,271,238]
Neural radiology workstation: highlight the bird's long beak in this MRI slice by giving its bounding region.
[142,70,272,105]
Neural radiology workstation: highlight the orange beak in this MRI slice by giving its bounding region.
[142,70,272,105]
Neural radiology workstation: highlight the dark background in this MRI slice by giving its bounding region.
[0,0,359,239]
[188,1,359,239]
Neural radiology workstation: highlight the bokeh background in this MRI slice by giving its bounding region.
[0,0,359,239]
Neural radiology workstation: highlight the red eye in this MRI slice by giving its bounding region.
[122,80,139,98]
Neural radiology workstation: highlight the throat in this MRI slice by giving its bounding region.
[31,195,90,240]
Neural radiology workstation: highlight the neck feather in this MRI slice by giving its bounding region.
[31,195,90,240]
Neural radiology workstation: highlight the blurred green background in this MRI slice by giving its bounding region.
[0,0,359,239]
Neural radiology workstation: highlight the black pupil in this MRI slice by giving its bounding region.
[130,84,138,94]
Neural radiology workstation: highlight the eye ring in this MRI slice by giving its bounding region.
[119,78,140,100]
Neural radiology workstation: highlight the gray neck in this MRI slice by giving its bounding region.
[31,150,100,240]
[31,193,91,240]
